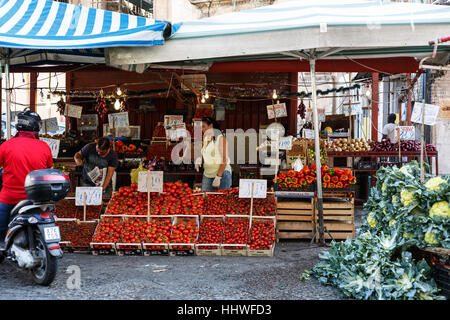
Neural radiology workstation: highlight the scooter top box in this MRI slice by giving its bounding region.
[24,169,70,203]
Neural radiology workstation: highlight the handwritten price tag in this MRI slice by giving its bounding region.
[164,115,183,127]
[75,187,103,206]
[279,136,293,150]
[40,138,60,159]
[43,117,59,132]
[411,102,440,126]
[303,129,315,139]
[108,112,129,128]
[266,104,275,120]
[65,104,83,119]
[138,171,164,193]
[239,179,267,199]
[398,126,415,140]
[274,103,287,118]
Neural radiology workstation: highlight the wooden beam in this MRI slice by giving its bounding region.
[171,72,201,97]
[157,72,186,104]
[289,72,298,137]
[371,73,379,142]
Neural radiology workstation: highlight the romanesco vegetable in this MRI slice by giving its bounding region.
[400,190,415,207]
[367,212,377,228]
[429,201,450,219]
[425,177,446,192]
[424,231,438,244]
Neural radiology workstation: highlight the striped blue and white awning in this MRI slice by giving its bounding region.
[0,0,172,50]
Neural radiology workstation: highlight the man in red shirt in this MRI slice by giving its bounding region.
[0,110,53,243]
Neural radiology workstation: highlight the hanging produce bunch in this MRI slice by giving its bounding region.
[297,100,306,119]
[95,95,107,122]
[275,166,356,190]
[56,97,66,116]
[313,161,449,300]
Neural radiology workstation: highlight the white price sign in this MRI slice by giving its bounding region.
[164,115,183,127]
[411,102,440,126]
[65,104,83,119]
[239,179,267,199]
[398,126,415,140]
[279,136,293,150]
[266,104,275,120]
[40,138,60,159]
[108,112,129,128]
[75,187,103,206]
[303,129,315,139]
[274,103,287,118]
[42,117,59,132]
[138,171,164,193]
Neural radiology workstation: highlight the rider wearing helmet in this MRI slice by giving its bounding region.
[0,110,53,243]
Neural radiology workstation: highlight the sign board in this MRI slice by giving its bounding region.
[40,138,60,158]
[303,129,315,139]
[398,126,415,140]
[138,171,164,193]
[279,136,293,150]
[164,115,183,127]
[266,104,275,120]
[65,104,83,119]
[42,117,59,132]
[411,102,440,126]
[344,103,362,116]
[273,103,288,118]
[108,112,129,128]
[75,187,102,206]
[79,114,98,131]
[239,179,267,199]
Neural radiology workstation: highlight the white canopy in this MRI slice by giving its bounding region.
[108,0,450,66]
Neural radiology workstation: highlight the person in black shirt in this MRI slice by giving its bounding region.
[74,138,118,194]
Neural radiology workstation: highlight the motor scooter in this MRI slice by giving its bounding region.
[0,169,70,286]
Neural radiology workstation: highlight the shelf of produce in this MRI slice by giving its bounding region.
[314,197,355,242]
[276,198,315,241]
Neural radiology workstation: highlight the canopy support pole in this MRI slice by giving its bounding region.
[309,59,325,246]
[4,60,11,140]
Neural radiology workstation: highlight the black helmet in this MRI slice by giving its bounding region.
[16,110,41,132]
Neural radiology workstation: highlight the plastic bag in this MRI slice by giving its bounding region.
[292,158,303,172]
[130,163,148,184]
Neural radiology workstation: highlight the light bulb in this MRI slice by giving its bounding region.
[201,95,206,104]
[205,90,209,99]
[116,86,122,96]
[365,88,372,99]
[272,89,278,100]
[114,99,121,110]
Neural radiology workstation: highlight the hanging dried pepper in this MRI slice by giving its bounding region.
[95,92,107,122]
[56,98,66,116]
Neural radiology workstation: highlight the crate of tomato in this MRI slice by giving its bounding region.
[115,216,147,256]
[195,215,225,256]
[169,215,199,256]
[90,216,123,255]
[221,216,249,256]
[142,216,172,256]
[247,216,276,257]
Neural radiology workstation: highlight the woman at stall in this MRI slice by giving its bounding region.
[195,117,232,191]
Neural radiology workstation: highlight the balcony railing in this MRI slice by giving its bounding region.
[61,0,153,18]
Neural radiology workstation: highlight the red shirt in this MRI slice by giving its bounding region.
[0,131,53,204]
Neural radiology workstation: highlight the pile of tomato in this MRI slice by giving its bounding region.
[142,218,172,244]
[91,217,123,248]
[170,219,199,249]
[248,220,275,250]
[55,200,77,218]
[197,218,224,249]
[222,218,249,250]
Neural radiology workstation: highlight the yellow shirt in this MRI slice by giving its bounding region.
[201,134,231,178]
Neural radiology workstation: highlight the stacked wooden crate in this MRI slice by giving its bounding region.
[314,197,355,242]
[276,198,315,242]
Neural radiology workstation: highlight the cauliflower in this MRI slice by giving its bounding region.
[392,195,397,203]
[366,212,377,228]
[429,201,450,219]
[424,231,439,245]
[389,219,396,226]
[425,177,447,192]
[403,232,414,239]
[399,166,409,174]
[381,183,387,193]
[400,190,415,207]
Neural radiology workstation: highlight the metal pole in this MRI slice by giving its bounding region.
[5,60,11,140]
[310,59,325,246]
[420,99,425,182]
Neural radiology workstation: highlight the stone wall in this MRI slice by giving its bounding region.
[431,67,450,175]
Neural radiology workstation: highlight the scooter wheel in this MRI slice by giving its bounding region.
[31,233,58,286]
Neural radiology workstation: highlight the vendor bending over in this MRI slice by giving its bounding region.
[74,137,118,194]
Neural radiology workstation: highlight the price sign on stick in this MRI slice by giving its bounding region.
[239,179,267,199]
[75,187,102,206]
[138,171,164,193]
[40,138,60,159]
[279,136,293,150]
[411,102,440,126]
[398,126,415,140]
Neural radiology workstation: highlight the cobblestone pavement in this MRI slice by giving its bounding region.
[0,211,365,300]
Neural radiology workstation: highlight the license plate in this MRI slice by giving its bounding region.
[44,227,60,242]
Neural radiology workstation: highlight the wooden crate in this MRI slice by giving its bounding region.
[143,243,169,256]
[276,198,315,241]
[314,197,355,242]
